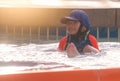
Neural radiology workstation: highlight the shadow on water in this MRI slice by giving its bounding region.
[0,61,74,71]
[0,61,38,67]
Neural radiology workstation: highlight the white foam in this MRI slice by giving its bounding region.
[0,42,120,71]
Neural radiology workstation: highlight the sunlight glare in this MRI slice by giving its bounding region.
[0,66,25,75]
[31,0,63,6]
[0,44,15,52]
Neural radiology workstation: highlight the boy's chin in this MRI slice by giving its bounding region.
[69,32,77,35]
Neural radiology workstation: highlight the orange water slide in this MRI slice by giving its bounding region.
[0,68,120,81]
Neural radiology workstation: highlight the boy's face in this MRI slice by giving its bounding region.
[65,21,81,35]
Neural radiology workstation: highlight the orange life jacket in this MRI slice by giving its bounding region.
[58,34,99,51]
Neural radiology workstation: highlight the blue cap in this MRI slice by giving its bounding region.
[61,10,91,29]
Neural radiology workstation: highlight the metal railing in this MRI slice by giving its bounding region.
[0,25,119,44]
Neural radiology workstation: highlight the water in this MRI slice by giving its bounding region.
[0,42,120,74]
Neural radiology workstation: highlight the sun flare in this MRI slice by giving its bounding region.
[31,0,63,6]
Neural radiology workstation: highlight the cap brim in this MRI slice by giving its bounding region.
[61,17,79,24]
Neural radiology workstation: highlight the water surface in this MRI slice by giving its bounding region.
[0,42,120,73]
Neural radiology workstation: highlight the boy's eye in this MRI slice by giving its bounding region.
[73,21,77,23]
[66,21,76,25]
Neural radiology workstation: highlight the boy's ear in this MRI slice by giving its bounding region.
[81,26,87,32]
